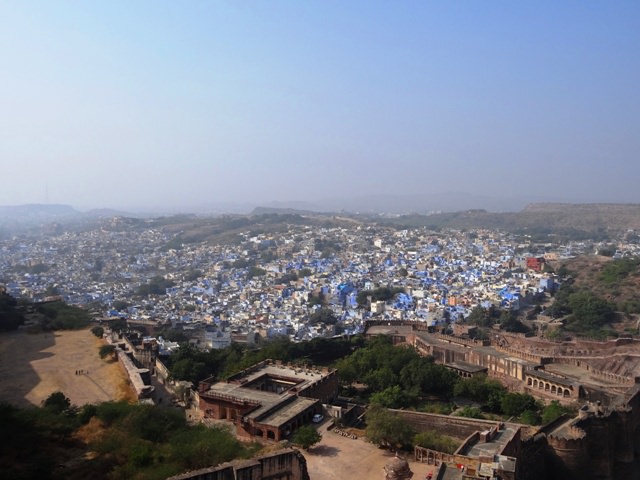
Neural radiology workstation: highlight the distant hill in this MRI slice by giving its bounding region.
[554,255,640,317]
[254,192,530,214]
[374,203,640,239]
[0,204,79,220]
[2,201,638,242]
[522,203,640,214]
[155,203,640,247]
[158,212,362,248]
[0,204,141,236]
[251,206,332,216]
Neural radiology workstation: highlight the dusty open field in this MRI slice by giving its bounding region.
[0,328,134,408]
[304,423,436,480]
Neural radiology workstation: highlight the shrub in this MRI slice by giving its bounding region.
[414,430,459,454]
[91,326,104,338]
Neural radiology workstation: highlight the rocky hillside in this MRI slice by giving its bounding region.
[376,203,640,239]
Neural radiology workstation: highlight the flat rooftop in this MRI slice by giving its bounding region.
[258,396,318,427]
[202,362,328,427]
[526,368,577,387]
[462,424,520,458]
[366,325,414,337]
[238,363,327,385]
[448,361,489,373]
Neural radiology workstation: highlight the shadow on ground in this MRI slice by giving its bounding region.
[307,445,340,457]
[0,330,56,406]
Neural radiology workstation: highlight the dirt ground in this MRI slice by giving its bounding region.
[0,328,134,408]
[304,423,437,480]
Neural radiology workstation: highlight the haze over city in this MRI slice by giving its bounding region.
[1,1,639,213]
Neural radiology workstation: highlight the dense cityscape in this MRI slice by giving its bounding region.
[2,216,631,346]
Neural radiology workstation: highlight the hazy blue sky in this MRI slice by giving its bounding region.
[1,1,639,211]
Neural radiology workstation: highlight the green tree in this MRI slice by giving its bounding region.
[501,393,538,417]
[335,356,359,385]
[545,284,574,318]
[453,374,506,410]
[307,291,326,307]
[168,424,246,470]
[247,266,267,279]
[94,258,104,272]
[299,268,313,277]
[184,269,202,281]
[455,406,484,419]
[365,404,414,449]
[500,311,530,333]
[37,302,92,330]
[91,326,104,338]
[43,391,72,415]
[370,385,416,409]
[136,275,176,296]
[99,344,117,360]
[309,307,337,325]
[413,431,459,454]
[30,263,50,274]
[108,318,127,332]
[542,400,572,424]
[400,357,457,397]
[466,306,493,327]
[170,358,207,384]
[363,366,397,391]
[520,409,541,425]
[291,425,322,450]
[566,291,616,330]
[111,300,130,311]
[0,399,252,480]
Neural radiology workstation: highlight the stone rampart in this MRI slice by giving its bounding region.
[116,349,154,400]
[167,448,310,480]
[435,333,489,347]
[494,345,550,364]
[392,410,502,441]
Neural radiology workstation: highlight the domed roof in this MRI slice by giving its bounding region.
[384,454,413,480]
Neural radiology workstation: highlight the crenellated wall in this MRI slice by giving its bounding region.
[522,391,640,480]
[546,433,589,476]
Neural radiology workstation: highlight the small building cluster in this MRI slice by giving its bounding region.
[196,360,338,442]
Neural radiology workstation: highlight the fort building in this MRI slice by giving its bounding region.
[196,360,338,441]
[365,321,640,406]
[366,321,640,479]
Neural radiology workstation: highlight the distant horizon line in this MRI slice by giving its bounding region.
[2,199,640,218]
